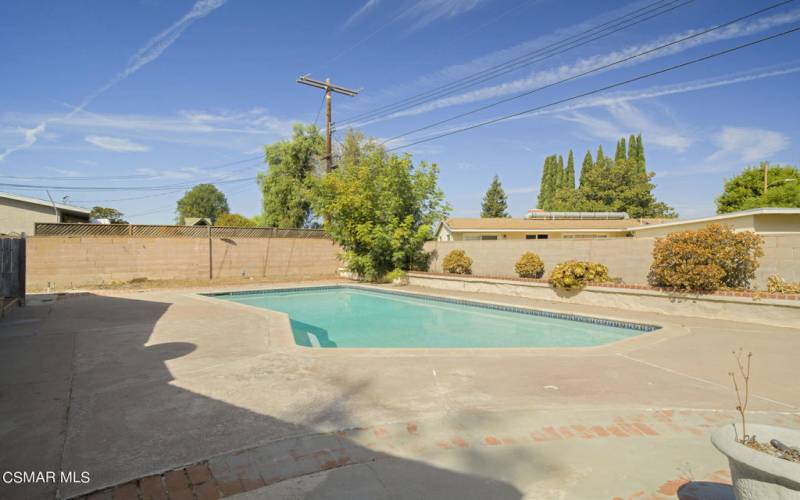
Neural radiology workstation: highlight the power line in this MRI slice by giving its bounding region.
[338,0,693,125]
[382,0,795,145]
[0,154,264,182]
[68,163,263,203]
[386,26,800,152]
[339,0,687,124]
[0,176,254,192]
[126,184,255,219]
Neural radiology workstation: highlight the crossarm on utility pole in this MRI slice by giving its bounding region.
[296,75,360,173]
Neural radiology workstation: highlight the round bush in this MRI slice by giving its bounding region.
[648,223,763,292]
[442,249,472,274]
[514,251,545,279]
[548,260,609,290]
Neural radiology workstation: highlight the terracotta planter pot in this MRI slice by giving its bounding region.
[711,423,800,499]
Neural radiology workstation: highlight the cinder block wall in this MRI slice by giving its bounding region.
[424,235,799,288]
[26,236,341,290]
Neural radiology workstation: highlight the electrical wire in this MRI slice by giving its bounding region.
[0,176,254,192]
[68,163,264,204]
[125,183,256,218]
[338,0,693,125]
[386,25,800,152]
[0,154,264,182]
[381,0,795,144]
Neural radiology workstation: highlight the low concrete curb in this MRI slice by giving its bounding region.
[407,273,800,327]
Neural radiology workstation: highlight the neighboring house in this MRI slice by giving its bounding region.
[628,207,800,237]
[0,192,90,236]
[434,208,800,241]
[435,212,669,241]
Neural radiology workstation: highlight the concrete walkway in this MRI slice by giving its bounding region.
[1,281,798,499]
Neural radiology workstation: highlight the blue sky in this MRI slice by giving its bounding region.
[1,0,799,223]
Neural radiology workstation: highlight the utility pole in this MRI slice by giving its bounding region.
[296,75,359,172]
[763,162,769,194]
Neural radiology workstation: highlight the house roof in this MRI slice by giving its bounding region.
[439,217,671,233]
[0,191,91,215]
[437,208,800,236]
[627,207,800,232]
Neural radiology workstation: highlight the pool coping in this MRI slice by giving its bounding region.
[190,283,686,356]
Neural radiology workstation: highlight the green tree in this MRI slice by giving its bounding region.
[556,155,565,191]
[627,133,638,164]
[310,132,450,281]
[615,137,627,161]
[90,206,127,223]
[545,136,674,217]
[575,156,675,218]
[536,155,554,209]
[579,150,593,187]
[716,163,800,213]
[481,175,510,217]
[215,213,257,227]
[635,134,645,174]
[258,124,324,228]
[176,184,229,224]
[595,145,606,169]
[564,150,575,190]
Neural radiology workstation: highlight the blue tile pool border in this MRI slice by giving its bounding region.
[204,285,660,333]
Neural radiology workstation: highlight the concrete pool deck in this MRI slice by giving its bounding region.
[1,279,798,499]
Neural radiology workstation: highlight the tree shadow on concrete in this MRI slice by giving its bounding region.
[677,481,735,499]
[0,293,529,499]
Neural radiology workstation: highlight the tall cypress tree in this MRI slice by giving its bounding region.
[636,134,646,174]
[615,137,627,161]
[595,145,606,170]
[579,150,593,188]
[556,155,565,191]
[536,156,552,209]
[627,134,637,163]
[565,150,575,190]
[481,175,510,218]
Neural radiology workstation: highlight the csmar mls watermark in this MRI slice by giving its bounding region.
[2,471,90,484]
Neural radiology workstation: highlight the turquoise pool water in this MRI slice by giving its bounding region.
[210,286,656,348]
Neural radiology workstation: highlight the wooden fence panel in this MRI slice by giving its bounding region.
[0,237,25,301]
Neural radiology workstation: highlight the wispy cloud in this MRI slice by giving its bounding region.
[560,102,692,152]
[85,135,151,153]
[0,123,46,161]
[657,126,789,178]
[400,62,800,143]
[344,0,382,27]
[0,0,227,162]
[2,107,294,152]
[707,127,789,165]
[345,0,487,31]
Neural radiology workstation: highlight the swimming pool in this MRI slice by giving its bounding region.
[208,286,658,348]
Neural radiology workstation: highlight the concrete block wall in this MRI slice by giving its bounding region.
[424,234,799,289]
[759,234,800,285]
[26,236,340,290]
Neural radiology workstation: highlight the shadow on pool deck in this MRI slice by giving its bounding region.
[0,293,528,499]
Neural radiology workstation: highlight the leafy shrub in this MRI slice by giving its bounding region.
[442,249,472,274]
[515,251,545,279]
[767,274,800,294]
[648,223,763,292]
[548,260,609,290]
[386,268,408,284]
